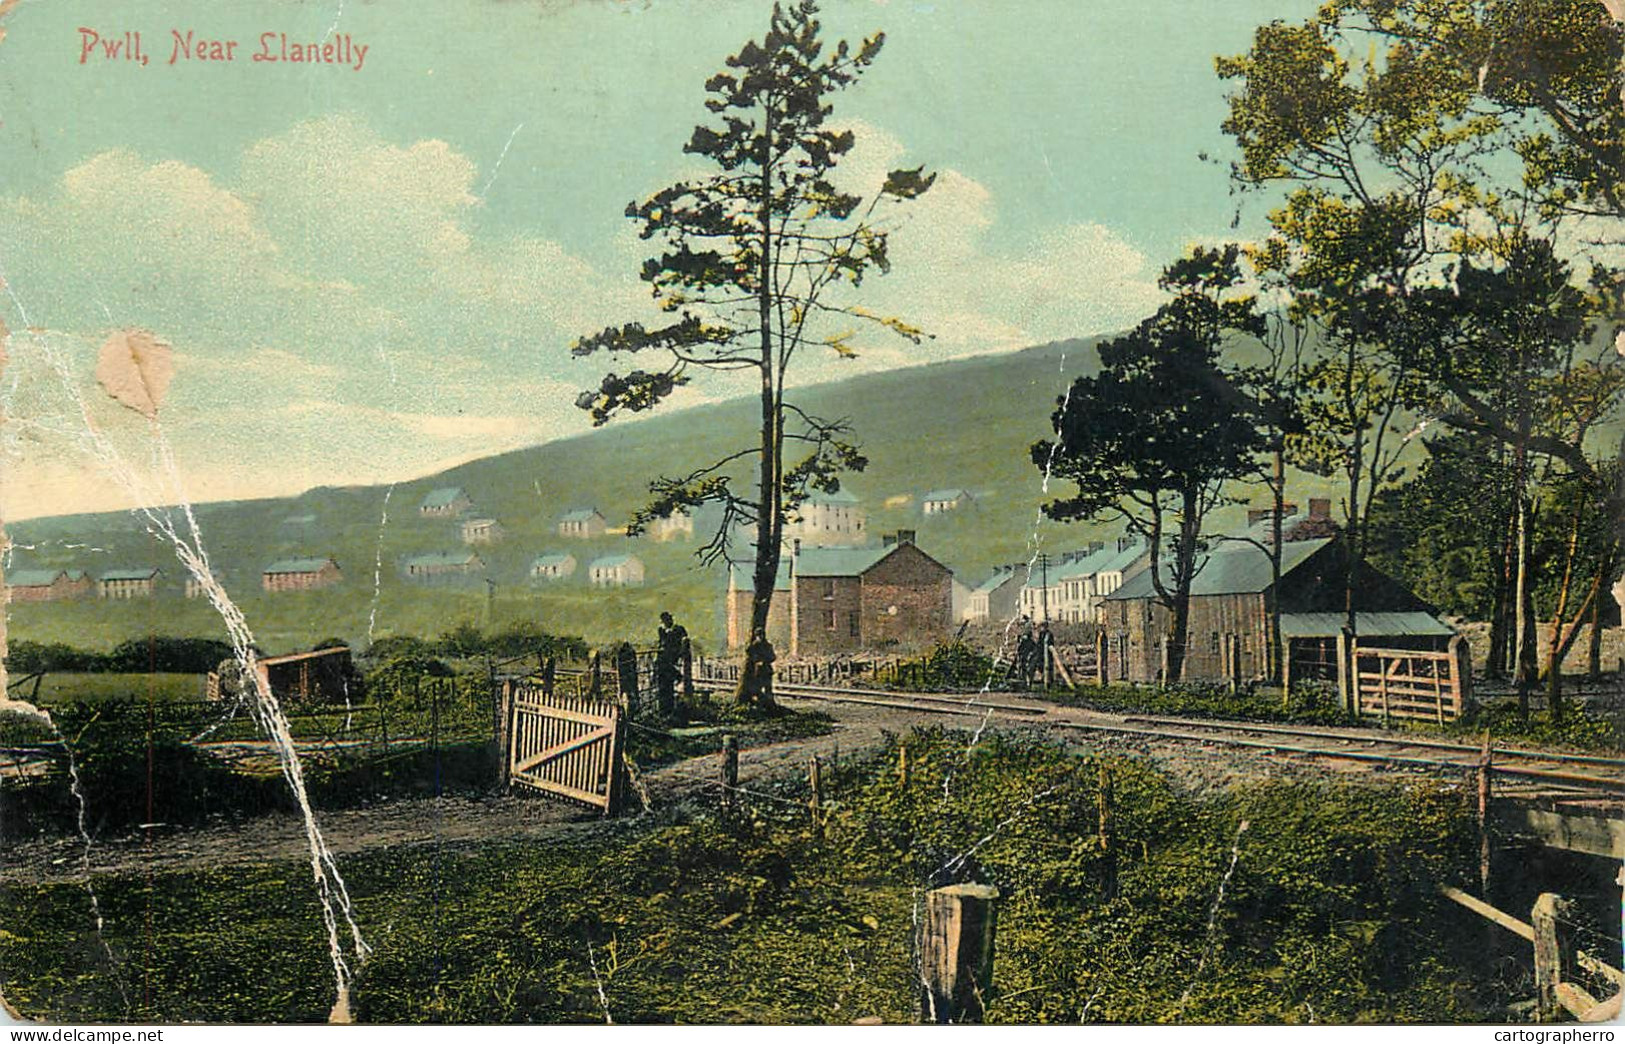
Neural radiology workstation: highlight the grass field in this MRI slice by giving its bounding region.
[18,672,206,705]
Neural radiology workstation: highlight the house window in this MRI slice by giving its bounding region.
[825,608,837,630]
[822,579,836,600]
[848,612,860,637]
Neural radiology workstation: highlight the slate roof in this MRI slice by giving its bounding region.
[1104,538,1332,601]
[974,568,1025,594]
[530,553,575,568]
[100,568,160,581]
[7,569,64,587]
[922,489,972,502]
[729,560,793,591]
[1279,611,1454,638]
[403,551,481,568]
[420,487,468,509]
[264,558,337,575]
[793,545,896,577]
[561,508,603,523]
[589,554,637,569]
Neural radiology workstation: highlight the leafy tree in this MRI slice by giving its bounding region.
[1032,246,1267,683]
[572,1,934,706]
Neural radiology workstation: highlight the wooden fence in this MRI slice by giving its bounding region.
[501,681,625,814]
[1345,635,1472,723]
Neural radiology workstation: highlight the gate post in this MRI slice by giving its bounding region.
[1095,630,1108,687]
[1533,892,1573,1022]
[919,883,999,1024]
[501,679,518,790]
[1450,634,1473,714]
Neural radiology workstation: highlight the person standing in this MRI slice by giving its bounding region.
[656,611,688,720]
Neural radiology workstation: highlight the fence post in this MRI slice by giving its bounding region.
[919,883,1000,1024]
[808,755,823,824]
[1476,730,1493,895]
[1450,634,1473,715]
[1533,892,1572,1022]
[682,637,694,702]
[720,734,738,812]
[1337,629,1353,716]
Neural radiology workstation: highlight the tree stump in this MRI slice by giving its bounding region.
[919,883,999,1024]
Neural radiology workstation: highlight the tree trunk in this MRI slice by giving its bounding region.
[1165,491,1201,684]
[736,100,780,710]
[1268,445,1285,687]
[1544,505,1583,720]
[1487,494,1516,678]
[1514,491,1534,718]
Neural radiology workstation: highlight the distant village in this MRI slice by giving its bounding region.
[6,477,1457,687]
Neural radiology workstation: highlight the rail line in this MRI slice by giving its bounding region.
[755,680,1625,797]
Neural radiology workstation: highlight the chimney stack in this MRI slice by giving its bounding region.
[896,529,916,546]
[1308,498,1330,521]
[882,534,897,548]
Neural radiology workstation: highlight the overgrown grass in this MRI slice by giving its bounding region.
[1,729,1526,1024]
[1053,680,1350,727]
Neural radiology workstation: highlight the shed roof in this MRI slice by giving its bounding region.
[100,567,161,581]
[420,487,467,508]
[7,569,63,587]
[403,551,481,568]
[264,557,337,575]
[1104,538,1332,601]
[1279,611,1455,638]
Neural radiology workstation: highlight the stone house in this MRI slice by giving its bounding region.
[964,563,1029,624]
[559,508,608,539]
[402,550,484,580]
[460,517,504,545]
[921,489,974,515]
[588,554,645,587]
[529,552,577,581]
[420,487,472,518]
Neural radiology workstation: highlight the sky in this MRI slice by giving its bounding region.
[0,0,1323,519]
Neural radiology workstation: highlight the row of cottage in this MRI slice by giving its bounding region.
[6,549,651,602]
[726,499,1455,684]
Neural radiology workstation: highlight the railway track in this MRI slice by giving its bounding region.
[757,680,1625,798]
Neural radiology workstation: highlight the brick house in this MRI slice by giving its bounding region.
[460,517,504,545]
[98,568,161,599]
[529,552,577,581]
[420,487,472,518]
[587,554,645,587]
[6,568,93,603]
[726,533,953,655]
[559,508,607,539]
[402,550,484,580]
[1099,536,1452,684]
[262,557,342,592]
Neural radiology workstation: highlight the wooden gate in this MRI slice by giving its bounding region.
[502,681,625,813]
[1350,638,1469,723]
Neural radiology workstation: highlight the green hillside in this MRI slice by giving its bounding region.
[5,337,1355,654]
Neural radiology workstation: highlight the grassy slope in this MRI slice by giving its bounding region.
[6,337,1361,654]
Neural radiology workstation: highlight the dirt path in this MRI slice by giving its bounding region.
[0,696,1433,885]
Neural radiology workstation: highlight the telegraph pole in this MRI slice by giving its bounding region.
[1036,552,1051,624]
